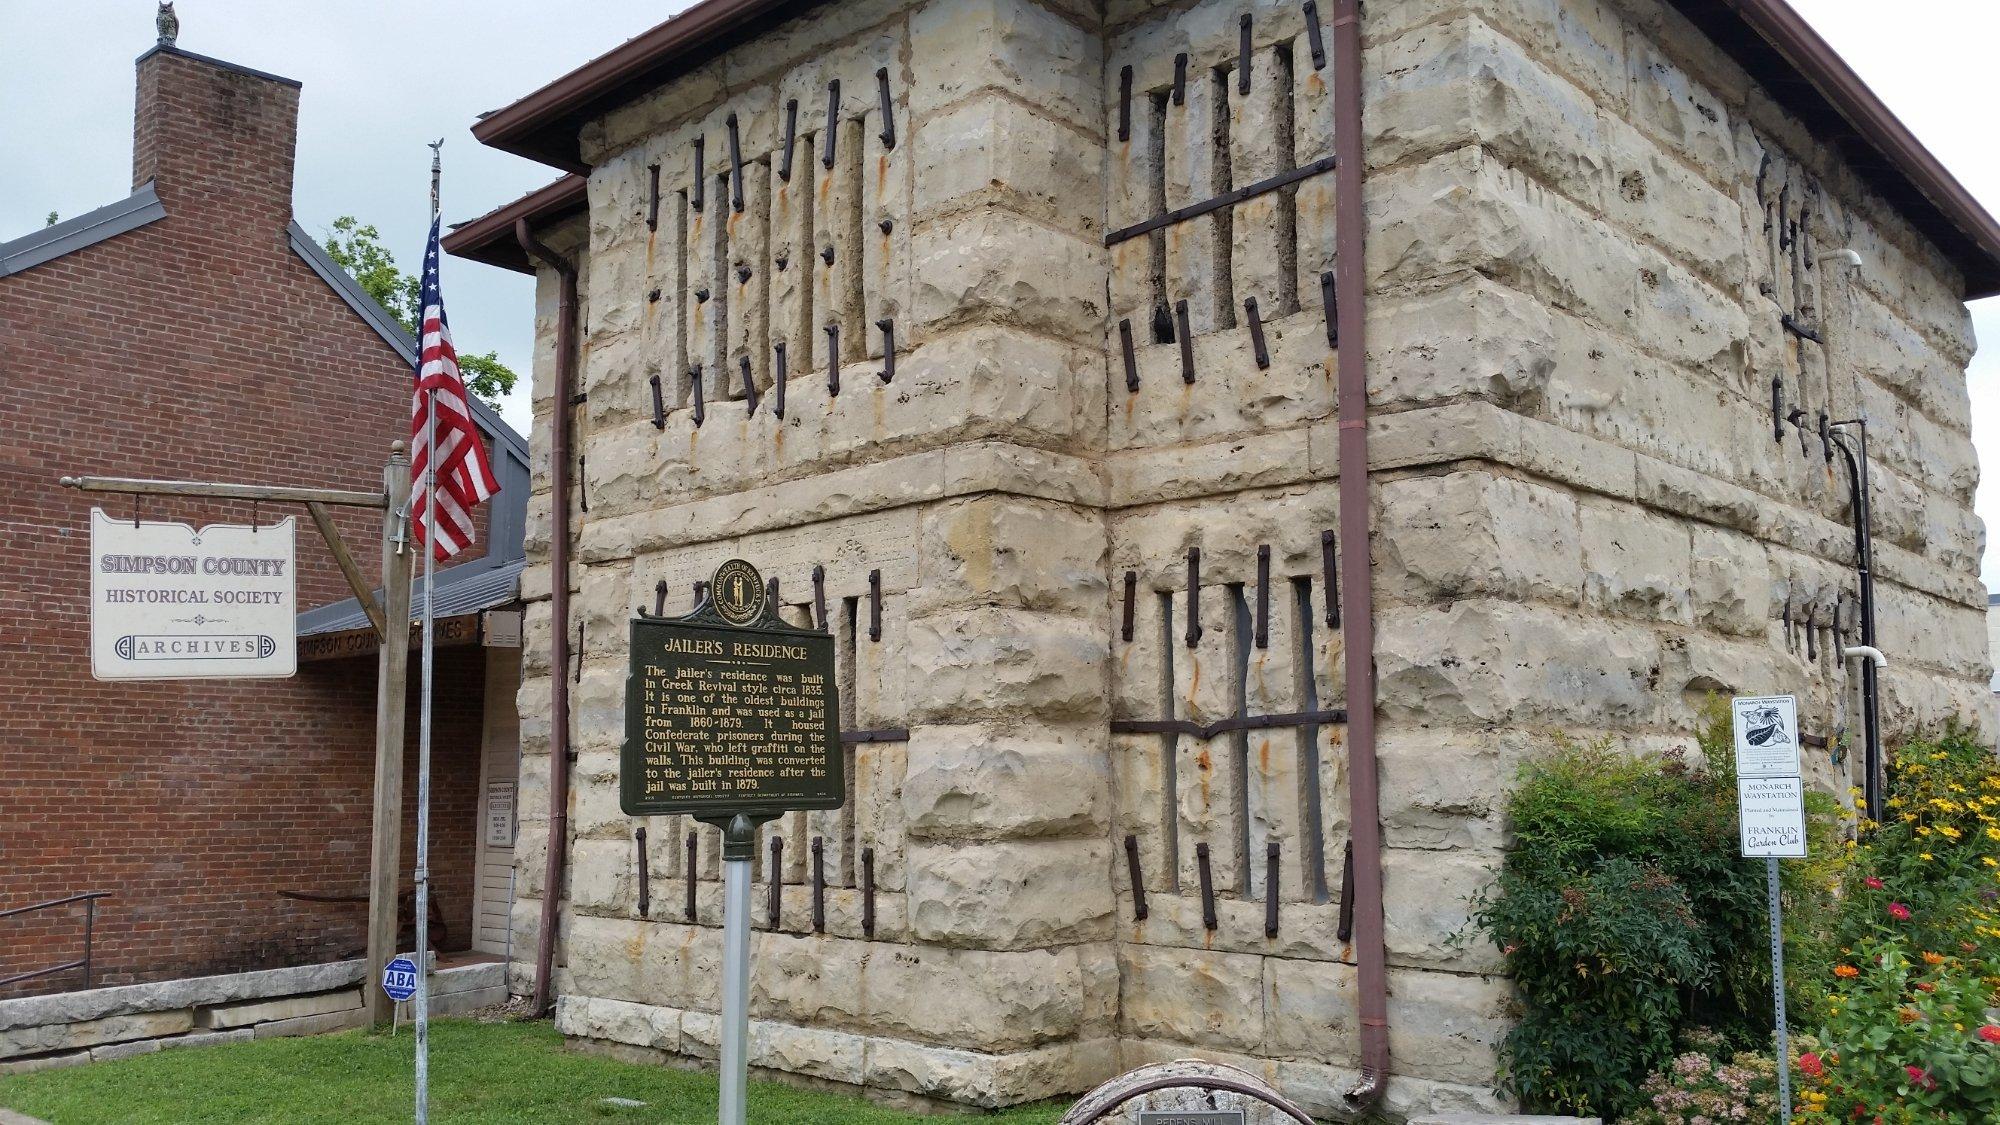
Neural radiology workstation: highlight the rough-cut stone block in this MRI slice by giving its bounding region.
[907,837,1115,948]
[0,1011,194,1061]
[250,1008,367,1039]
[197,989,360,1031]
[902,724,1108,841]
[1119,945,1266,1053]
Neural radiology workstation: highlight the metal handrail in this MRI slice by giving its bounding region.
[0,891,111,990]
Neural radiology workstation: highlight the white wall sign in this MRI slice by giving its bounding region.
[1731,694,1800,779]
[1738,775,1809,858]
[485,781,516,848]
[89,508,297,680]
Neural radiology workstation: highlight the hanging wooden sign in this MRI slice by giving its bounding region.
[88,508,297,680]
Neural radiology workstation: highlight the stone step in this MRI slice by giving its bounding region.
[196,988,362,1031]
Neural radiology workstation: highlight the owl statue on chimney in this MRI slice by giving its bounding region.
[157,2,179,47]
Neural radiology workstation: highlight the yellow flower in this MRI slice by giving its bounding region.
[1921,853,1935,861]
[1984,857,1998,868]
[1940,825,1962,839]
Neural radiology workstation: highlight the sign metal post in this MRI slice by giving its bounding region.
[1732,694,1805,1125]
[622,559,843,1125]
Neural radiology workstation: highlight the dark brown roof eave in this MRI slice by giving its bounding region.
[470,0,824,173]
[1677,0,2000,297]
[466,0,2000,299]
[440,175,589,273]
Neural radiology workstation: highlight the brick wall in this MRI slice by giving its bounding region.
[0,46,482,995]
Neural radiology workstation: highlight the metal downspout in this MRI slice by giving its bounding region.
[516,217,578,1018]
[1830,426,1882,820]
[1331,0,1389,1106]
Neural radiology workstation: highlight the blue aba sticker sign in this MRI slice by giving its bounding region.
[381,955,420,1002]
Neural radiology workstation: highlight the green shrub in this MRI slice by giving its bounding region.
[1470,706,1840,1118]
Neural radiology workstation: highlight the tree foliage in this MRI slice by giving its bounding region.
[320,216,517,407]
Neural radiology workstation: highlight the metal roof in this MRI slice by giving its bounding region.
[439,175,588,273]
[0,183,166,279]
[465,0,2000,297]
[297,557,527,637]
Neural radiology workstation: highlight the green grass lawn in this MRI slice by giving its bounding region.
[0,1019,1069,1124]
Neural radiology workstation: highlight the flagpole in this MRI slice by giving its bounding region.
[413,138,444,1125]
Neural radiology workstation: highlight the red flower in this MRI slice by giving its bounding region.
[1905,1065,1937,1090]
[1888,902,1913,921]
[1980,1025,2000,1044]
[1800,1052,1824,1077]
[1864,876,1885,890]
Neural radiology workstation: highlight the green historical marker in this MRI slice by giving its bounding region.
[621,559,842,821]
[620,559,841,1125]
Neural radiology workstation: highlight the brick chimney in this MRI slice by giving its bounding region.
[131,43,301,229]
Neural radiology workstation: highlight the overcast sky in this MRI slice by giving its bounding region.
[6,2,2000,587]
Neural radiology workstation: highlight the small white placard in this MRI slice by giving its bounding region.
[1738,775,1808,858]
[89,509,297,680]
[485,781,516,848]
[1731,694,1800,779]
[482,609,522,648]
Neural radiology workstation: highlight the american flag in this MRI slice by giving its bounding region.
[410,217,499,560]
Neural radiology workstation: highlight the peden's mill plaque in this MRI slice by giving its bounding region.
[621,559,842,820]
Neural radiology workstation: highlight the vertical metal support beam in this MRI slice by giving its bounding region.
[1174,299,1195,384]
[1303,0,1327,69]
[1118,66,1133,142]
[685,830,699,920]
[83,898,96,990]
[766,576,781,609]
[824,324,841,396]
[1245,297,1270,369]
[868,569,883,641]
[812,564,828,631]
[740,355,758,415]
[779,99,798,182]
[1184,547,1202,647]
[1124,834,1149,921]
[772,342,787,418]
[654,580,669,617]
[691,364,706,426]
[691,137,705,211]
[365,444,414,1029]
[1238,14,1253,94]
[875,68,895,148]
[767,834,784,929]
[1336,840,1354,941]
[646,163,661,231]
[823,80,840,169]
[1196,842,1218,930]
[1172,53,1187,106]
[1321,529,1340,627]
[636,827,651,917]
[1119,319,1139,392]
[1255,544,1271,649]
[876,318,895,383]
[811,836,826,933]
[649,373,665,429]
[860,847,876,937]
[1264,840,1280,937]
[1121,570,1137,642]
[693,580,708,610]
[1319,270,1338,348]
[1772,375,1785,442]
[726,114,745,212]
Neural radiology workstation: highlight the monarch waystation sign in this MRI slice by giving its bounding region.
[88,507,297,680]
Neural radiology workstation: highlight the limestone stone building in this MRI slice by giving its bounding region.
[445,0,2000,1115]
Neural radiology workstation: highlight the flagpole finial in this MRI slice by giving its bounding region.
[428,139,444,217]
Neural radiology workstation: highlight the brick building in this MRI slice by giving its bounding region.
[0,37,527,997]
[447,0,2000,1115]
